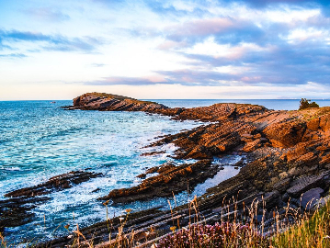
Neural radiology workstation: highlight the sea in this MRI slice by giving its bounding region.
[1,99,330,244]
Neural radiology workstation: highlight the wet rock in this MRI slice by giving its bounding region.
[1,171,102,232]
[0,196,49,230]
[136,173,146,179]
[5,170,102,198]
[99,160,214,203]
[140,151,166,156]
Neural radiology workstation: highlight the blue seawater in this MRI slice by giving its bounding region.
[1,99,330,243]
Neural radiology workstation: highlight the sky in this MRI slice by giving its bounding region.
[1,0,330,100]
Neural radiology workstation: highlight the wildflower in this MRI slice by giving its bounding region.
[119,217,124,222]
[103,200,110,206]
[64,224,70,230]
[170,226,177,232]
[145,231,150,236]
[125,208,132,213]
[67,235,73,239]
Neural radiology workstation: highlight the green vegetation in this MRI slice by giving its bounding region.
[299,98,319,110]
[272,200,330,248]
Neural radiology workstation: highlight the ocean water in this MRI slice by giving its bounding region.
[1,99,330,244]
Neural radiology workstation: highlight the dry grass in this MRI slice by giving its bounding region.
[1,196,330,248]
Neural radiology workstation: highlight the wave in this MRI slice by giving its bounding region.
[0,166,22,171]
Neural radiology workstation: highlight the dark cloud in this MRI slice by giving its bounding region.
[172,40,330,87]
[0,30,102,52]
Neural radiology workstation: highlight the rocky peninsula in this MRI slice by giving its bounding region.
[3,92,330,247]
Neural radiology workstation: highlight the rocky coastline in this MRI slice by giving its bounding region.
[3,92,330,247]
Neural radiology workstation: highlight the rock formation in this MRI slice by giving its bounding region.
[70,93,330,213]
[20,93,330,247]
[68,92,168,111]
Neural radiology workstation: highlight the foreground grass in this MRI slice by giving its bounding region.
[272,200,330,248]
[1,199,330,247]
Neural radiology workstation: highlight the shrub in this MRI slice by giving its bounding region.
[299,98,319,110]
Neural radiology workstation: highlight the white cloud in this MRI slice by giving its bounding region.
[265,8,320,24]
[285,28,329,44]
[184,37,272,59]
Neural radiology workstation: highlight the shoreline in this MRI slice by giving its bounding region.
[3,92,330,246]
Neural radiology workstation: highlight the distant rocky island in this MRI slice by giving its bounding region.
[4,92,330,247]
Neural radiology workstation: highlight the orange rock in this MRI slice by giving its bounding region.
[316,146,329,151]
[286,143,307,163]
[242,139,261,153]
[294,152,317,166]
[320,114,330,132]
[307,118,319,131]
[263,121,306,148]
[320,154,330,165]
[254,134,262,139]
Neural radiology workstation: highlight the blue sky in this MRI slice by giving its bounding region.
[1,0,330,100]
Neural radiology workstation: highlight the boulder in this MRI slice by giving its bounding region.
[301,187,324,210]
[286,171,329,197]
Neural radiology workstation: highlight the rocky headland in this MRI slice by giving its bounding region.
[6,92,330,247]
[67,92,168,112]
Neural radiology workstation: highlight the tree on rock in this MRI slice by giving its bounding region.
[299,98,319,110]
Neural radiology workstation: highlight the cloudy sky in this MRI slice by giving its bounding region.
[1,0,330,100]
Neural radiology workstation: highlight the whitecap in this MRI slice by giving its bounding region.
[0,166,22,171]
